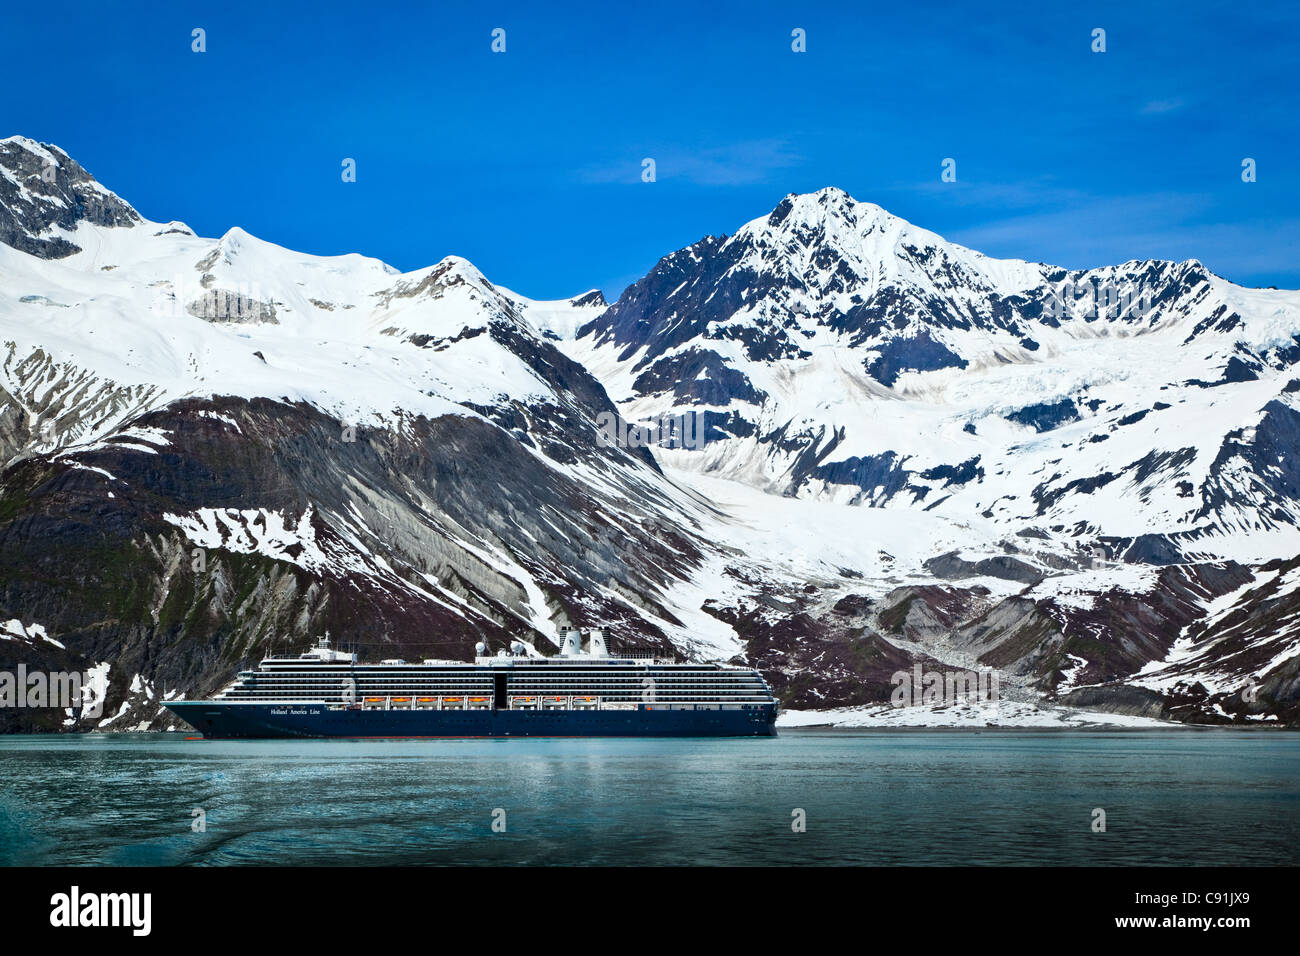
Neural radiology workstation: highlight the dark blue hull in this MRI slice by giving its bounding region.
[165,702,778,738]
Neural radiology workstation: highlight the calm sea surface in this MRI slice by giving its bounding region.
[0,730,1295,866]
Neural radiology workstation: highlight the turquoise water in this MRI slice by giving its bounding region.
[0,730,1296,866]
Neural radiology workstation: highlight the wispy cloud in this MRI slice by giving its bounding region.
[577,138,803,187]
[907,176,1088,211]
[1141,98,1187,115]
[946,193,1300,286]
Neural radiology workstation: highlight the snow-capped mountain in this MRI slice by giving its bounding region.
[565,187,1300,724]
[0,136,734,731]
[1,138,1297,729]
[573,188,1300,550]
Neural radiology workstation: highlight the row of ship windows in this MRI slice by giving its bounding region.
[234,685,769,693]
[232,687,770,695]
[228,691,769,697]
[229,693,771,700]
[251,674,732,682]
[251,671,739,679]
[237,691,770,698]
[236,678,769,687]
[256,665,730,671]
[244,670,754,678]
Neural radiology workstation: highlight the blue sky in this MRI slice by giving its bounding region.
[2,0,1296,298]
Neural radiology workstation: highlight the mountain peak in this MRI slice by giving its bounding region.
[1,135,68,166]
[0,135,139,259]
[747,187,941,274]
[768,187,895,229]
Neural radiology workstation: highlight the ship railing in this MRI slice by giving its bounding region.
[344,695,607,711]
[338,695,774,711]
[509,695,602,710]
[352,695,493,711]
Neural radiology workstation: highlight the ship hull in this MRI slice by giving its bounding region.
[165,702,779,738]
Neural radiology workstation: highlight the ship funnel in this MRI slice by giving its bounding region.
[560,630,582,657]
[474,641,487,658]
[587,629,609,658]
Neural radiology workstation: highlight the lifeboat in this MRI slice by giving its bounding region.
[416,697,436,703]
[469,697,488,702]
[393,697,411,702]
[364,697,384,703]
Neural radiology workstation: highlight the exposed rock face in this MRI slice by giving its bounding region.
[1057,684,1170,719]
[0,395,705,731]
[924,551,1045,585]
[0,137,139,259]
[188,290,279,324]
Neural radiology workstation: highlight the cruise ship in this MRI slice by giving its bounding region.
[164,630,779,738]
